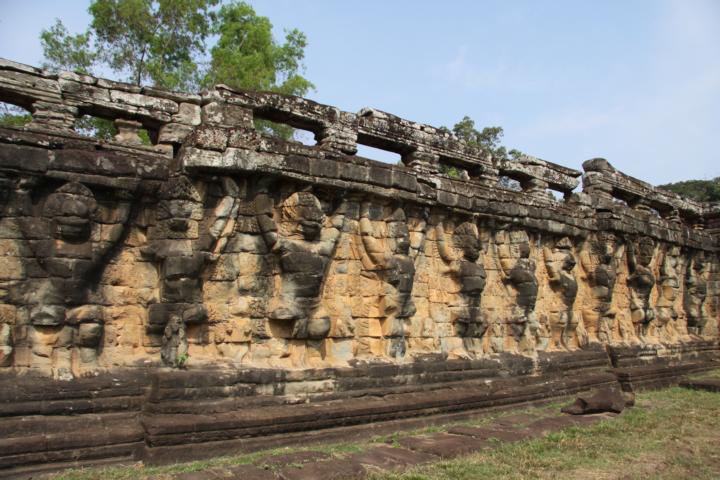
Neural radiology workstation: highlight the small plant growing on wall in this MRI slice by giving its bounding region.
[176,353,190,369]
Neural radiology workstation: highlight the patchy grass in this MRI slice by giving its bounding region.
[45,379,720,480]
[372,386,720,480]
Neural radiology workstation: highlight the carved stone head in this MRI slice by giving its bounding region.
[554,237,576,271]
[693,250,707,272]
[592,231,616,263]
[43,182,97,242]
[281,192,324,241]
[157,176,203,233]
[635,236,656,267]
[453,221,481,262]
[387,208,410,255]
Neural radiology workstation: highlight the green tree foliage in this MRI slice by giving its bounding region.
[87,0,219,90]
[25,1,313,140]
[0,104,32,127]
[444,116,522,162]
[658,178,720,202]
[440,116,522,189]
[40,20,97,74]
[203,2,314,138]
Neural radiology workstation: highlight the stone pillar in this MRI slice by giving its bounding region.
[28,101,77,131]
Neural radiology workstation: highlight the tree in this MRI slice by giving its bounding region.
[444,116,521,162]
[203,2,314,137]
[87,0,219,91]
[0,1,313,138]
[439,116,522,189]
[658,178,720,202]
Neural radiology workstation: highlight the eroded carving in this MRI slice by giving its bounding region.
[143,176,239,366]
[257,190,345,341]
[436,220,486,355]
[358,203,416,358]
[656,245,683,340]
[627,236,657,339]
[543,237,582,349]
[496,229,539,352]
[685,250,708,336]
[580,232,624,343]
[19,181,130,378]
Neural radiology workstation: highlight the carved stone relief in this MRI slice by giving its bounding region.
[436,220,486,356]
[143,176,238,366]
[579,232,624,344]
[17,181,130,378]
[684,250,708,336]
[627,236,657,339]
[543,236,582,349]
[496,229,539,353]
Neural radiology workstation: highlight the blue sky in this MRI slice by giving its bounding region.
[1,0,718,185]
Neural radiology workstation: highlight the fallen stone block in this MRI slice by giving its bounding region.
[561,387,627,415]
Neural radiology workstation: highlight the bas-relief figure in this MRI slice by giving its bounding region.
[257,190,345,345]
[543,237,582,349]
[142,176,239,366]
[18,181,130,378]
[496,229,539,353]
[684,250,708,336]
[436,220,486,355]
[579,232,624,344]
[358,203,416,358]
[0,175,16,367]
[627,236,657,339]
[655,245,683,340]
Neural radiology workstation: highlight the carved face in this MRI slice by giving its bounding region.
[282,192,324,241]
[453,222,481,261]
[388,221,410,255]
[636,237,655,267]
[591,232,616,263]
[554,238,575,271]
[157,176,203,234]
[159,199,201,232]
[44,182,97,242]
[387,208,410,255]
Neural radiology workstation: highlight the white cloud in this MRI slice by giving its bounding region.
[439,46,538,91]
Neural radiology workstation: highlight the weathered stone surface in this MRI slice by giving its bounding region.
[349,445,436,472]
[446,426,533,442]
[0,57,719,477]
[397,432,489,458]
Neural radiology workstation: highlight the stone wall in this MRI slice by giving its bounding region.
[1,57,720,474]
[0,57,719,378]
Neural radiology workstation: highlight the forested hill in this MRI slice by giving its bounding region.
[658,177,720,202]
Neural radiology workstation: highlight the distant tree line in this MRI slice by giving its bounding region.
[658,178,720,203]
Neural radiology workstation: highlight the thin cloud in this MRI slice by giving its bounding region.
[439,46,539,91]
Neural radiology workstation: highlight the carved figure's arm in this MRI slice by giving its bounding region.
[543,246,560,283]
[209,177,240,256]
[359,202,387,270]
[254,192,280,251]
[435,223,455,264]
[409,210,428,260]
[578,243,593,281]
